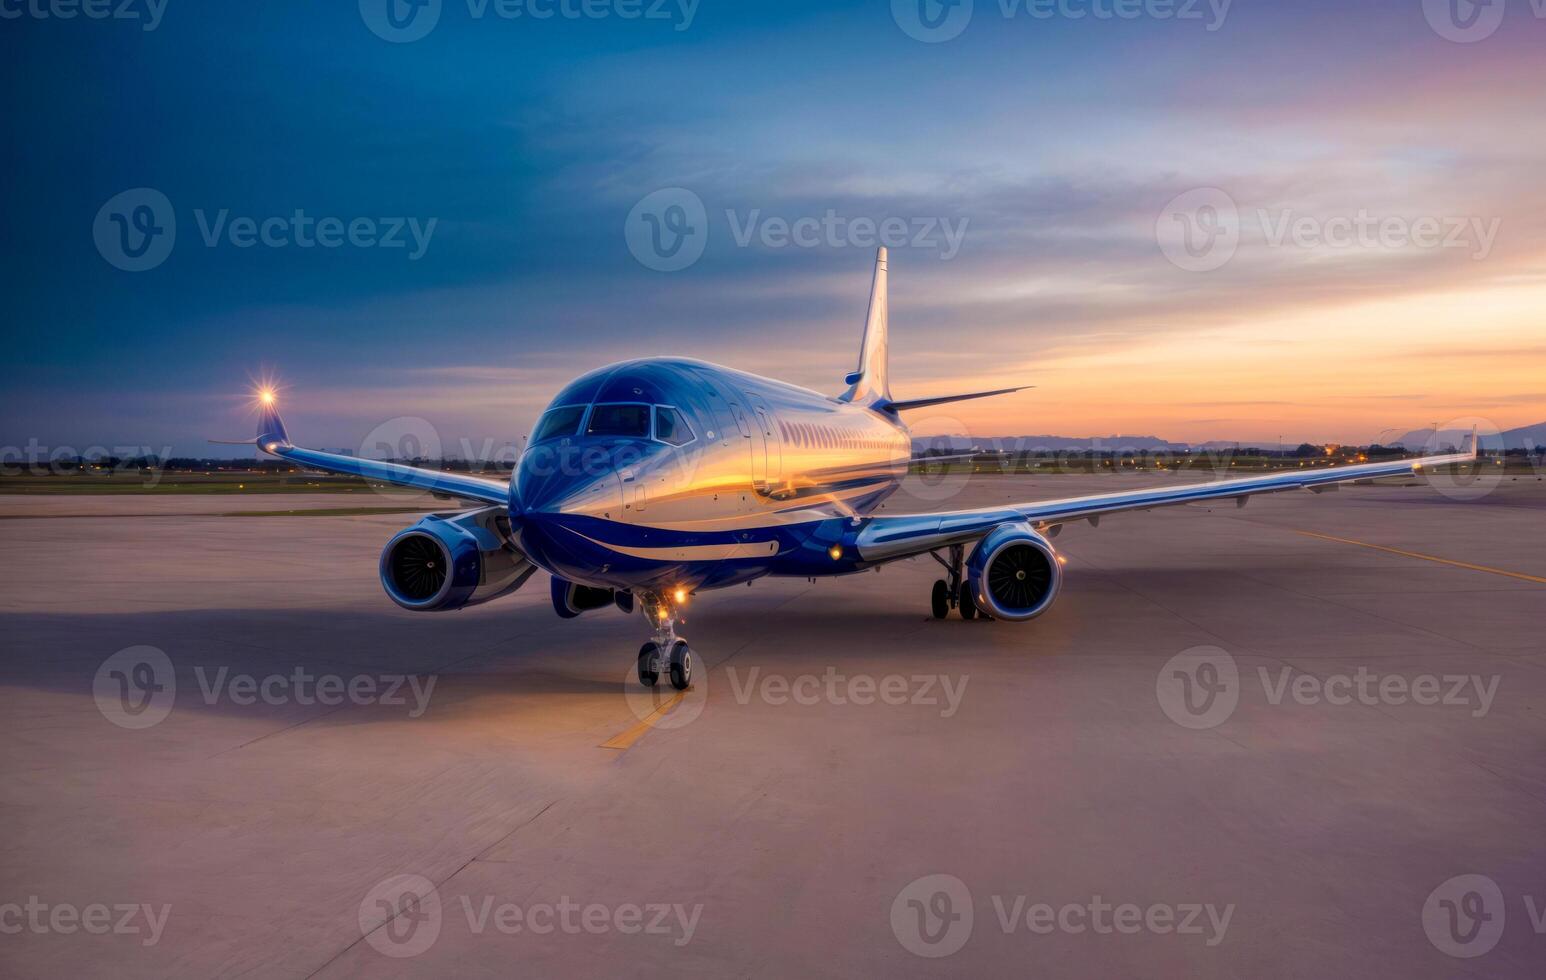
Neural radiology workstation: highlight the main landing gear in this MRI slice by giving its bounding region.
[930,544,982,621]
[636,594,693,691]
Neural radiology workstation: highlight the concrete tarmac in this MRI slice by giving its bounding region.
[1,472,1543,978]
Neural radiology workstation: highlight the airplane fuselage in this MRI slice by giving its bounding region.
[512,357,915,594]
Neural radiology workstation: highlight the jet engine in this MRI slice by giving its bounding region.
[965,522,1062,621]
[380,507,535,611]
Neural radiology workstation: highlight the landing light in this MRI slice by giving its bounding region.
[673,587,688,604]
[828,544,843,561]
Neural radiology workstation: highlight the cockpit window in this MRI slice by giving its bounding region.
[586,403,651,437]
[654,406,694,446]
[532,405,585,442]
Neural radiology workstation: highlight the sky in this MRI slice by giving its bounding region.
[3,0,1544,457]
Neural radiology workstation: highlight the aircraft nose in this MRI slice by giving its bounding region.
[516,458,624,519]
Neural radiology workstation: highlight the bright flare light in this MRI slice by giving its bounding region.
[672,587,688,604]
[259,388,276,406]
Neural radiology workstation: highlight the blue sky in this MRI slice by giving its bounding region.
[4,0,1544,454]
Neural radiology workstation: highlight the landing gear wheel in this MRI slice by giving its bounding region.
[959,588,979,620]
[637,641,660,687]
[931,579,950,619]
[667,639,693,691]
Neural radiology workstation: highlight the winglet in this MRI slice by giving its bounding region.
[256,395,291,453]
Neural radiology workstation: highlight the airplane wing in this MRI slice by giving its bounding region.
[221,397,511,507]
[854,433,1479,562]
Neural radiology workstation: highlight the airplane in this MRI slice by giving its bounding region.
[229,247,1479,692]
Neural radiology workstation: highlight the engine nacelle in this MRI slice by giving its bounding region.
[380,507,535,612]
[966,522,1062,621]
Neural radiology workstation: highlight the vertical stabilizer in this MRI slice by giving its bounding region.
[839,247,890,404]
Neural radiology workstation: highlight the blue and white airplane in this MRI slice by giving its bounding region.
[236,248,1478,691]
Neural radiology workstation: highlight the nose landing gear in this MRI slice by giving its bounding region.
[637,595,694,690]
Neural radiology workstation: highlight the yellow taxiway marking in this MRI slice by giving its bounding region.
[1296,530,1546,585]
[600,692,686,750]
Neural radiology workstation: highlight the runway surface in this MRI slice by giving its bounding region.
[2,472,1543,978]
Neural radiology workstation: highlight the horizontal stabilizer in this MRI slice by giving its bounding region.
[884,385,1033,413]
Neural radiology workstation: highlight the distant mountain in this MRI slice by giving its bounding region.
[1390,421,1546,452]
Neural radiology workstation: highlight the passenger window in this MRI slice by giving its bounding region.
[533,405,585,442]
[654,406,695,446]
[587,403,651,437]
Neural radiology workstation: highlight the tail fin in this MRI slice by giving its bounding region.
[838,247,890,404]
